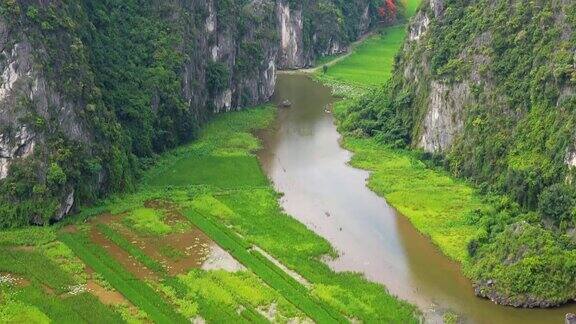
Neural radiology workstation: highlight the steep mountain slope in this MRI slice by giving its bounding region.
[339,0,576,307]
[0,0,385,227]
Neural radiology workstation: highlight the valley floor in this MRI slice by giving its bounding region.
[0,105,419,323]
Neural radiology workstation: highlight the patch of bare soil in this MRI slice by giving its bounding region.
[89,225,157,280]
[0,272,30,287]
[85,279,128,305]
[61,224,79,234]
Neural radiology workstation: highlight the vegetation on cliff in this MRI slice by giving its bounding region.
[0,0,383,228]
[328,0,576,307]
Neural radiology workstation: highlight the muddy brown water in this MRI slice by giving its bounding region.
[257,74,576,323]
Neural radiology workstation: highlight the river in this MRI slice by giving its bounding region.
[256,74,576,323]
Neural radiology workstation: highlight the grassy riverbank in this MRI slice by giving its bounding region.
[314,0,488,263]
[0,105,419,323]
[342,137,486,262]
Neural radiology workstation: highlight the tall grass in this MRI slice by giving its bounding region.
[142,105,274,189]
[320,25,408,87]
[317,0,422,89]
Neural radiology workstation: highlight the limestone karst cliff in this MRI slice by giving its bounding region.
[338,0,576,307]
[0,0,381,226]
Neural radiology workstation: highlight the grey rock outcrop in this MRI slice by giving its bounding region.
[178,0,279,114]
[0,21,90,184]
[0,126,35,179]
[408,10,430,41]
[409,0,442,41]
[276,0,309,69]
[275,0,377,69]
[418,81,468,152]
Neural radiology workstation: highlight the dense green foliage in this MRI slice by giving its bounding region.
[82,0,196,157]
[470,222,576,306]
[329,0,576,306]
[538,184,576,228]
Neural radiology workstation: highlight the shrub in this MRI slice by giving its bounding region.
[206,61,230,96]
[538,183,575,227]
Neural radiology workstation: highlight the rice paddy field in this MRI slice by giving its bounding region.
[0,105,419,323]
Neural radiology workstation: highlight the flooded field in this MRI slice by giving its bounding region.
[87,201,242,279]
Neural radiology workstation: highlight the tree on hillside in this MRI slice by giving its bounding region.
[538,183,576,229]
[377,0,397,24]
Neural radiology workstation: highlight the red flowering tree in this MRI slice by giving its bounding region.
[378,0,397,24]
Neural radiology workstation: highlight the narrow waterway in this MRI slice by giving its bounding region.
[257,74,576,324]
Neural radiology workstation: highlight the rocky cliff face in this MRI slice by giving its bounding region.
[0,0,378,226]
[403,0,479,153]
[276,0,376,69]
[402,0,575,160]
[380,0,576,307]
[184,0,279,113]
[0,13,94,224]
[276,0,308,69]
